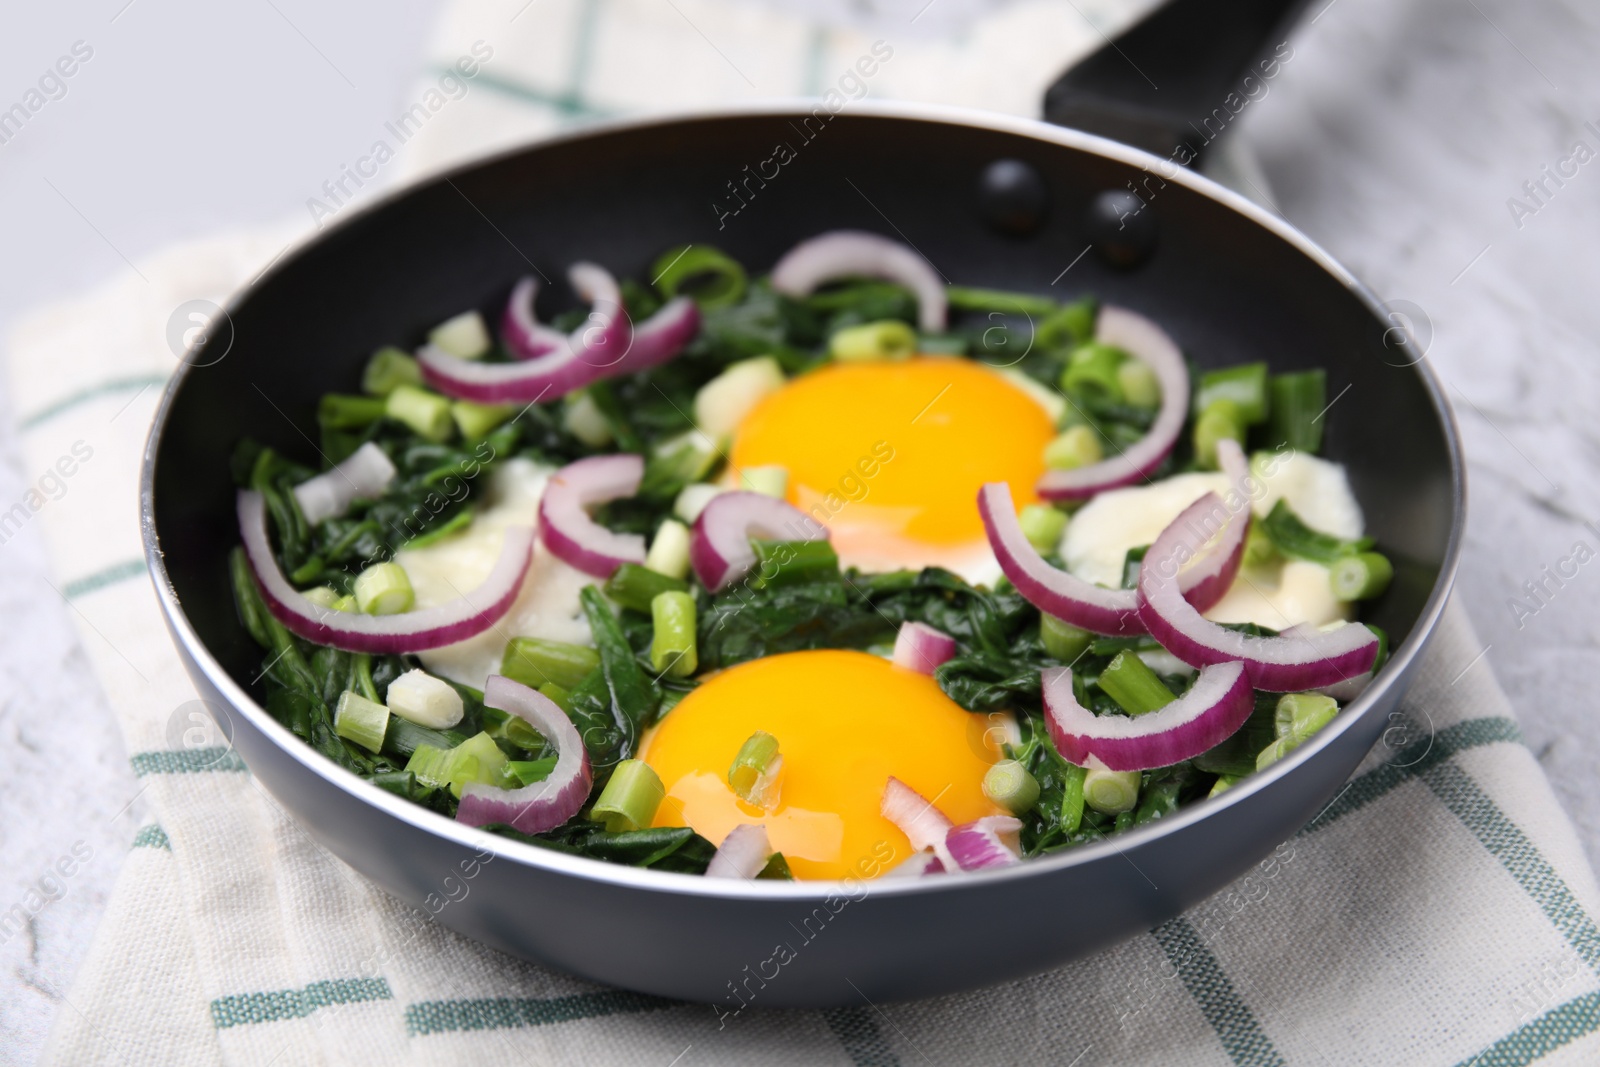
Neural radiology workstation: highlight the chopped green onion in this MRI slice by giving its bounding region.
[479,704,546,751]
[1097,651,1176,716]
[428,310,491,359]
[451,399,514,441]
[1208,774,1241,798]
[1019,504,1068,552]
[1043,425,1104,470]
[334,691,389,753]
[645,519,692,581]
[651,244,747,309]
[728,730,782,806]
[604,562,690,614]
[501,637,601,691]
[757,853,794,880]
[673,483,724,524]
[650,591,698,678]
[750,539,840,589]
[403,743,454,791]
[1058,761,1087,833]
[830,320,918,363]
[1329,552,1394,600]
[1117,359,1161,408]
[563,390,613,447]
[1267,369,1327,454]
[590,758,666,832]
[301,585,340,610]
[1035,297,1098,351]
[331,594,358,613]
[385,384,454,442]
[506,756,558,787]
[983,759,1041,815]
[438,732,511,798]
[1195,363,1269,425]
[385,669,465,729]
[644,429,719,493]
[1041,614,1093,663]
[694,357,785,442]
[1060,342,1126,399]
[319,394,387,431]
[945,286,1060,317]
[737,465,788,498]
[400,509,473,550]
[353,562,414,615]
[1260,499,1374,564]
[1193,398,1244,469]
[362,346,423,396]
[997,368,1065,425]
[1083,764,1141,814]
[536,683,573,716]
[1274,692,1339,743]
[1243,519,1278,568]
[382,718,469,761]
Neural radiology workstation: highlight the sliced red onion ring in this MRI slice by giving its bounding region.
[881,776,955,868]
[420,263,632,403]
[456,675,591,834]
[882,852,946,877]
[1037,306,1189,501]
[1042,660,1254,771]
[945,816,1023,871]
[1138,493,1380,690]
[1168,438,1251,613]
[689,491,828,593]
[610,296,700,375]
[706,823,771,879]
[292,442,396,527]
[770,230,947,332]
[501,276,567,359]
[537,455,647,578]
[238,490,532,653]
[892,621,956,675]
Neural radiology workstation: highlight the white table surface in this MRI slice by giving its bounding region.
[1,0,1595,1062]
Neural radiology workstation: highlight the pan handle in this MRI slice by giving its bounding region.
[1042,0,1314,165]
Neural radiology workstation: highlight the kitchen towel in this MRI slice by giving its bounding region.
[16,0,1600,1063]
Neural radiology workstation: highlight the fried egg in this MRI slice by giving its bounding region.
[729,357,1055,583]
[640,649,1003,880]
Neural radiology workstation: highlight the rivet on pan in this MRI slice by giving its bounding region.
[1086,189,1158,269]
[978,159,1049,236]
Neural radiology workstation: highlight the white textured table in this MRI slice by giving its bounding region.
[1,0,1595,1062]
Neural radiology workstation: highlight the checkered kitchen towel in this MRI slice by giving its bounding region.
[17,0,1600,1063]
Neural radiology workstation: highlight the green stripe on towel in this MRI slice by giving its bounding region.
[1453,990,1600,1067]
[211,977,392,1029]
[822,1006,901,1066]
[63,559,147,601]
[1154,917,1287,1067]
[20,372,168,430]
[131,824,171,850]
[404,990,678,1036]
[130,748,248,776]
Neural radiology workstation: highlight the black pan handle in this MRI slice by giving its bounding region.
[1042,0,1314,165]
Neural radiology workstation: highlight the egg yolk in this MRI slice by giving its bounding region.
[639,650,1002,880]
[729,358,1053,572]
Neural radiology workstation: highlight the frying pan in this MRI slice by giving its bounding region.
[140,0,1462,1007]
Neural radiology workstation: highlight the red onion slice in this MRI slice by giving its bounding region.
[770,230,947,332]
[610,296,700,375]
[537,455,647,578]
[1037,306,1190,501]
[1042,660,1254,771]
[420,263,632,403]
[456,675,592,834]
[945,816,1023,871]
[881,776,955,869]
[892,621,957,675]
[501,276,567,359]
[706,823,771,879]
[1169,438,1251,613]
[292,442,396,527]
[1138,493,1380,690]
[238,490,532,653]
[689,491,828,593]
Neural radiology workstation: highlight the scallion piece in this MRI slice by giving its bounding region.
[750,539,840,589]
[1097,651,1176,716]
[645,519,692,581]
[1195,362,1269,425]
[830,320,917,363]
[983,759,1041,815]
[334,690,389,753]
[1083,764,1141,814]
[1059,761,1088,833]
[536,683,573,716]
[649,591,698,678]
[428,310,491,359]
[385,669,464,729]
[451,399,514,442]
[1243,519,1278,568]
[331,594,358,613]
[590,758,666,832]
[1117,359,1161,408]
[1273,692,1339,744]
[563,390,613,446]
[1193,398,1244,469]
[319,394,387,431]
[479,704,546,751]
[1208,774,1241,798]
[440,732,512,798]
[382,718,469,761]
[1260,499,1374,564]
[1329,552,1394,600]
[353,562,414,615]
[1019,504,1068,552]
[506,756,558,787]
[501,637,601,691]
[737,465,789,498]
[362,346,423,396]
[604,562,690,614]
[643,429,719,494]
[1036,297,1098,350]
[945,286,1060,317]
[1043,425,1104,470]
[1267,369,1327,453]
[1060,342,1126,400]
[301,585,340,610]
[652,244,747,309]
[728,730,782,806]
[1041,614,1093,663]
[385,384,454,442]
[403,743,454,791]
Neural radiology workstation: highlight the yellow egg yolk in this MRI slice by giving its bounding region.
[729,357,1053,573]
[639,650,1003,880]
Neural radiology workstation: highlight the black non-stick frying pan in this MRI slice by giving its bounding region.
[141,0,1462,1006]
